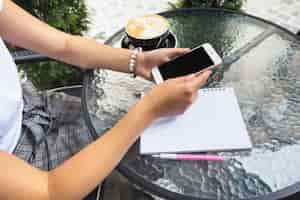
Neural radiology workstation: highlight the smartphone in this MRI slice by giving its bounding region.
[151,43,222,84]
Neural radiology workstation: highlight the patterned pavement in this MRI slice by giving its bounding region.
[84,0,176,39]
[84,0,300,39]
[244,0,300,34]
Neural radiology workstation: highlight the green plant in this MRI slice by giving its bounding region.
[13,0,90,89]
[171,0,246,10]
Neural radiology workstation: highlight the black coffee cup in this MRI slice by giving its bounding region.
[125,14,171,51]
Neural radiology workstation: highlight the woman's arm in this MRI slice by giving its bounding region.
[0,0,187,78]
[0,0,132,72]
[0,100,154,200]
[0,71,211,200]
[48,99,155,200]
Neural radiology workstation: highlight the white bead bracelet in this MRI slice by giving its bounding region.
[129,47,142,77]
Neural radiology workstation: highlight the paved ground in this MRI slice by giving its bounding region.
[83,1,300,199]
[85,0,300,39]
[84,0,176,39]
[244,0,300,34]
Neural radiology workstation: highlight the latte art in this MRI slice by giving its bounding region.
[126,14,170,39]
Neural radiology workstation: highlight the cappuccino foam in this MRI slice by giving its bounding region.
[126,15,170,39]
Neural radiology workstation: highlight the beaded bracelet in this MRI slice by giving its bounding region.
[129,47,142,77]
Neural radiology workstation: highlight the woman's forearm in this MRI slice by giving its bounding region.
[59,35,136,73]
[0,100,154,200]
[48,100,155,200]
[0,0,136,73]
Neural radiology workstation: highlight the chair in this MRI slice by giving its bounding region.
[12,50,103,200]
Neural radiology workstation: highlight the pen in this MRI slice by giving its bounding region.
[152,153,225,161]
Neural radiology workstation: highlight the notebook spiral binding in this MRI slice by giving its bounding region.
[200,88,227,93]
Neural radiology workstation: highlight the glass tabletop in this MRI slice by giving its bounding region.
[83,9,300,200]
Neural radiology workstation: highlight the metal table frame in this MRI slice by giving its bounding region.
[82,8,300,200]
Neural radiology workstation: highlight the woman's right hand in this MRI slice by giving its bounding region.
[141,70,212,120]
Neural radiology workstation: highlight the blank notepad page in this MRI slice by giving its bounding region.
[140,88,252,154]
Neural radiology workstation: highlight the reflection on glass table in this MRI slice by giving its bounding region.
[83,9,300,200]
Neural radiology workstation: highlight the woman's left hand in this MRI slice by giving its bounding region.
[136,48,190,80]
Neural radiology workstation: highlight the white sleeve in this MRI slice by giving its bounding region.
[0,0,3,12]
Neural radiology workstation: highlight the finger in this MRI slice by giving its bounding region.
[165,48,190,59]
[190,92,199,104]
[190,70,212,89]
[170,73,196,83]
[184,73,197,82]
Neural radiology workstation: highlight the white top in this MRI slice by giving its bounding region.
[0,0,24,153]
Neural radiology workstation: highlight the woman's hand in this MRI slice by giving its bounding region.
[136,48,190,80]
[141,71,212,120]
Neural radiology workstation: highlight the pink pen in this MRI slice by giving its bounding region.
[152,153,225,161]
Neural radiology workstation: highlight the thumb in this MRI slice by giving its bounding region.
[172,73,196,83]
[166,48,190,59]
[191,71,212,89]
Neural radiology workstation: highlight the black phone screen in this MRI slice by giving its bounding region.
[158,46,214,80]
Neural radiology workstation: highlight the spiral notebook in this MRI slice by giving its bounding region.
[140,87,252,154]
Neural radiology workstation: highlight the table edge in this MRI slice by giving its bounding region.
[82,8,300,200]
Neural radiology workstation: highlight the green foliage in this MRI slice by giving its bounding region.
[13,0,90,89]
[171,0,246,10]
[21,61,82,90]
